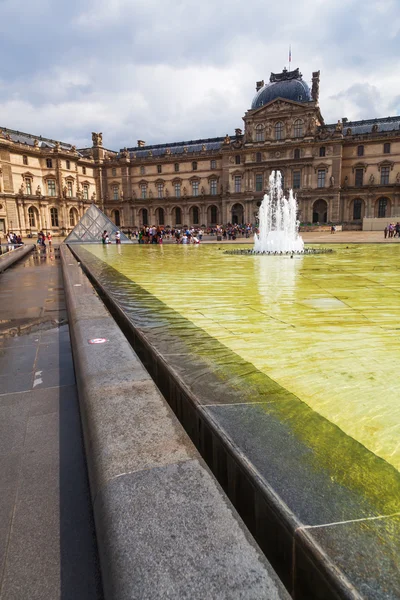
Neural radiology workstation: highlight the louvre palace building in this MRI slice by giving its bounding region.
[1,66,400,235]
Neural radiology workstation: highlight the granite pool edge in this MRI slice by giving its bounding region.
[68,243,366,600]
[0,244,34,273]
[60,244,291,600]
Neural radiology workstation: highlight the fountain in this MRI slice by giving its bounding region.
[226,170,331,255]
[254,171,304,254]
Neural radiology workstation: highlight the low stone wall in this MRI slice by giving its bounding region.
[60,244,289,600]
[0,244,34,273]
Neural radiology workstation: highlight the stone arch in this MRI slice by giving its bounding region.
[69,207,79,227]
[207,204,219,225]
[312,199,328,223]
[171,205,183,226]
[155,207,165,226]
[112,209,121,227]
[375,196,391,218]
[350,197,365,221]
[189,205,200,225]
[231,203,244,225]
[27,205,39,229]
[139,208,148,226]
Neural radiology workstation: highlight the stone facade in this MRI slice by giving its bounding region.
[1,67,400,235]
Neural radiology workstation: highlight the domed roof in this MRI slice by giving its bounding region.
[251,68,312,109]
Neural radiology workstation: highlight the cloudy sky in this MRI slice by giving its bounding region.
[1,0,399,150]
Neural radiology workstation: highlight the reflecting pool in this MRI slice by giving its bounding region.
[81,243,400,473]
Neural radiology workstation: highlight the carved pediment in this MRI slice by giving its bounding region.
[250,98,311,117]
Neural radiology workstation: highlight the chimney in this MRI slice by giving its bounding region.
[137,140,146,148]
[311,71,320,103]
[256,80,264,92]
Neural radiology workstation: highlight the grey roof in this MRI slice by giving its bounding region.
[0,127,84,156]
[124,136,234,159]
[251,78,312,109]
[324,116,400,135]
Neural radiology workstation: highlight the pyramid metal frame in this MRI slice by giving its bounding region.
[64,203,131,244]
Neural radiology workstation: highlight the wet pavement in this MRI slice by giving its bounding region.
[0,247,103,600]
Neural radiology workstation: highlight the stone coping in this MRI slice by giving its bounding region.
[0,244,34,273]
[60,244,290,600]
[69,243,400,600]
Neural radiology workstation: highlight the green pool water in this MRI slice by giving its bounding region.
[84,243,400,473]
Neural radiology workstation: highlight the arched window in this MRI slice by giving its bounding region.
[378,197,388,218]
[142,208,148,226]
[275,122,283,140]
[293,119,303,137]
[294,148,300,160]
[114,210,120,227]
[353,199,362,220]
[255,125,264,142]
[256,152,262,163]
[69,208,78,227]
[28,206,36,228]
[50,207,59,227]
[175,207,182,225]
[157,207,164,225]
[192,206,199,225]
[210,205,218,224]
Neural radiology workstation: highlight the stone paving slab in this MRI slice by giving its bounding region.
[0,249,102,600]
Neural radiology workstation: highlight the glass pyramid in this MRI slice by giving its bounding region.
[65,203,131,244]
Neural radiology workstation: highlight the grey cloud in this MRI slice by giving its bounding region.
[0,0,399,148]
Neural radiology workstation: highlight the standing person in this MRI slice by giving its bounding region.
[102,230,107,244]
[115,231,121,244]
[47,232,52,247]
[384,225,388,239]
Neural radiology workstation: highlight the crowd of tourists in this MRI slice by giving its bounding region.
[123,224,256,244]
[384,223,400,238]
[36,231,52,247]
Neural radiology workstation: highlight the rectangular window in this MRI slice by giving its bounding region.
[25,179,32,195]
[157,183,163,198]
[381,166,390,185]
[157,164,162,174]
[357,145,364,157]
[192,181,199,196]
[23,155,28,165]
[210,179,217,195]
[82,166,86,175]
[140,166,145,175]
[319,147,326,157]
[192,161,198,171]
[113,185,119,200]
[384,143,391,154]
[293,171,301,189]
[174,163,179,172]
[235,176,241,193]
[255,174,263,192]
[235,155,241,165]
[46,158,53,169]
[112,168,117,176]
[67,181,73,197]
[66,160,71,170]
[256,128,264,142]
[47,179,56,196]
[317,170,326,188]
[210,160,216,169]
[175,183,181,197]
[83,185,89,200]
[355,169,364,187]
[141,184,147,199]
